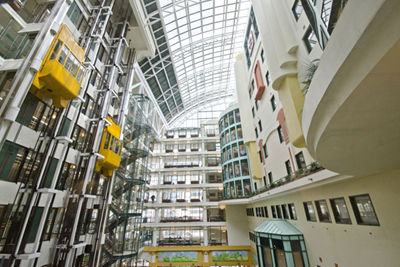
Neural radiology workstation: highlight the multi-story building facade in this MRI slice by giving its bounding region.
[1,0,400,267]
[142,122,227,248]
[0,0,166,266]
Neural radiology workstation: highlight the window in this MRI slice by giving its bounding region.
[254,182,257,191]
[255,100,259,110]
[292,0,303,21]
[66,1,82,25]
[265,71,270,86]
[258,120,263,132]
[295,152,307,169]
[349,194,379,226]
[268,172,273,184]
[303,201,317,221]
[249,87,253,99]
[285,160,293,175]
[44,208,58,240]
[288,203,297,220]
[261,207,265,217]
[252,107,255,118]
[263,143,268,158]
[329,198,351,224]
[259,48,265,63]
[303,26,318,53]
[315,200,332,223]
[264,207,268,218]
[259,151,263,164]
[263,176,267,186]
[276,205,282,219]
[280,205,288,219]
[270,95,276,111]
[277,126,284,143]
[271,206,277,218]
[255,128,258,138]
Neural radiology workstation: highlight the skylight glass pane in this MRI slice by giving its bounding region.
[149,0,251,125]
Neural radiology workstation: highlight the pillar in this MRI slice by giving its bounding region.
[203,227,209,246]
[203,206,208,222]
[154,207,159,223]
[152,227,158,247]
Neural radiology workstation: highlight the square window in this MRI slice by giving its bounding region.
[270,95,276,111]
[315,200,332,223]
[277,126,284,143]
[288,203,297,220]
[285,160,292,175]
[265,71,271,86]
[258,120,263,132]
[271,206,277,218]
[329,197,351,224]
[349,194,379,226]
[261,49,265,63]
[295,152,307,169]
[303,27,318,53]
[276,205,282,219]
[263,143,268,158]
[292,0,303,21]
[303,201,317,221]
[282,204,289,219]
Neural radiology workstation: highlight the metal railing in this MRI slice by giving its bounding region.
[220,162,323,200]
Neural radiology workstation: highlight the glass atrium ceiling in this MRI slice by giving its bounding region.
[139,0,251,126]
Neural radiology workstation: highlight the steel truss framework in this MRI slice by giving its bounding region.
[138,0,251,125]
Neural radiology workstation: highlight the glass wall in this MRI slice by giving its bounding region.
[157,227,203,246]
[219,108,253,198]
[256,234,310,267]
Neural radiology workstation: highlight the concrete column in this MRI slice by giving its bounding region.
[154,207,159,223]
[152,227,158,247]
[201,124,205,137]
[159,156,163,169]
[156,189,160,203]
[202,154,205,167]
[202,140,205,151]
[202,170,206,184]
[203,227,209,246]
[203,206,208,222]
[202,188,207,203]
[158,172,162,185]
[234,55,256,145]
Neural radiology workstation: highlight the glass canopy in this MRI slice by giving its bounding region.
[139,0,250,126]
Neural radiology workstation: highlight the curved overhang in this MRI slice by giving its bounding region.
[302,0,400,176]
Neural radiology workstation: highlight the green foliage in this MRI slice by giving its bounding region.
[300,59,320,95]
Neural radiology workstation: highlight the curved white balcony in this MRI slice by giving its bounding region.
[302,0,400,176]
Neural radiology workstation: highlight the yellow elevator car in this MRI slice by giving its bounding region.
[95,117,123,176]
[30,24,86,108]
